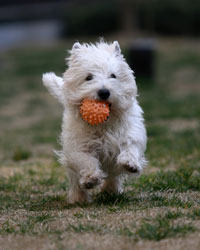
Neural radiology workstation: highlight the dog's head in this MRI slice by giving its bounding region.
[63,41,137,115]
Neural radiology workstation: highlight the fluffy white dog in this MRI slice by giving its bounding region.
[42,41,147,203]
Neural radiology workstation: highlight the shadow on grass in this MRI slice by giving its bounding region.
[0,186,194,212]
[94,191,130,206]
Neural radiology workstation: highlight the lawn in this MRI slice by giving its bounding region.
[0,38,200,250]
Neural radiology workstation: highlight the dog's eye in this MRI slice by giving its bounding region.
[110,73,116,79]
[86,74,93,81]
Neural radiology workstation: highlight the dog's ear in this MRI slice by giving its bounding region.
[72,42,81,50]
[42,72,65,105]
[113,41,121,55]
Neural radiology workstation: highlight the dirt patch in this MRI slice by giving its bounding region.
[171,67,200,97]
[151,118,199,133]
[0,235,54,250]
[168,118,199,132]
[135,232,200,250]
[53,232,200,250]
[0,166,24,178]
[0,91,62,132]
[1,232,200,250]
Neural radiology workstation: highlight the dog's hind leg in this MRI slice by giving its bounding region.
[101,175,124,194]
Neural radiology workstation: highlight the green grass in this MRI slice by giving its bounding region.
[164,210,184,220]
[188,208,200,219]
[132,167,200,192]
[0,39,200,249]
[0,214,55,235]
[135,217,195,241]
[120,211,196,241]
[68,223,105,234]
[12,147,32,161]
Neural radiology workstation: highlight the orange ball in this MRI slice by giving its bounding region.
[80,99,110,126]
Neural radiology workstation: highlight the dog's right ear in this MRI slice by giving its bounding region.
[42,72,65,105]
[113,41,121,55]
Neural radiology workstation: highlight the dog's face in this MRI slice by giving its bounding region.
[63,41,137,115]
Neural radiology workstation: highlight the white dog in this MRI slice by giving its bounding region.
[42,41,147,203]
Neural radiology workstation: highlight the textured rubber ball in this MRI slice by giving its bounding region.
[80,99,110,126]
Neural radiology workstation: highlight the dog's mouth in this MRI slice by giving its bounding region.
[79,99,111,126]
[97,98,112,109]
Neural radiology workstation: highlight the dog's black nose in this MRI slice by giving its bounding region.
[98,89,110,100]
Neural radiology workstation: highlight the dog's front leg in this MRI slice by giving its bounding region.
[67,152,105,203]
[117,142,146,175]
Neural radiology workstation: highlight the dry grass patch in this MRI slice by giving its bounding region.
[0,235,53,250]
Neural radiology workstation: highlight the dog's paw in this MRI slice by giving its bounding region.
[117,154,143,175]
[123,163,140,173]
[79,174,103,190]
[84,177,100,189]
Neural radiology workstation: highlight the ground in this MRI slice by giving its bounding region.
[0,38,200,250]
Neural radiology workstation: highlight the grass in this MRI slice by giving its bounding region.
[131,167,200,192]
[12,147,32,161]
[120,211,197,241]
[0,38,200,249]
[135,217,196,241]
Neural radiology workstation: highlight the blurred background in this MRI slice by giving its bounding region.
[0,0,200,168]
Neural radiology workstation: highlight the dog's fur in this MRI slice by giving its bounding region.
[42,41,147,203]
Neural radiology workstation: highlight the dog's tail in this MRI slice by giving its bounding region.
[42,72,65,104]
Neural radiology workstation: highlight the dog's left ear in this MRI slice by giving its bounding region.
[113,41,121,55]
[72,42,81,50]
